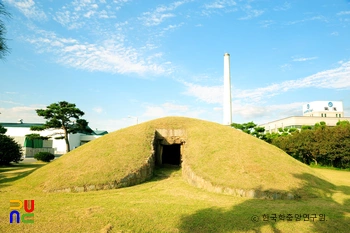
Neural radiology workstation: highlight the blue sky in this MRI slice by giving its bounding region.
[1,0,350,132]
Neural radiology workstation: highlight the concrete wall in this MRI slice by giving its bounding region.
[23,148,55,157]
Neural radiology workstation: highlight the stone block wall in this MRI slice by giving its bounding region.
[182,162,296,200]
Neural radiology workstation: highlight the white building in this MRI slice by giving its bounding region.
[260,101,350,133]
[1,120,107,156]
[302,101,344,118]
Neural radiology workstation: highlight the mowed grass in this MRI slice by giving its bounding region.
[0,162,46,187]
[14,117,334,198]
[0,165,349,233]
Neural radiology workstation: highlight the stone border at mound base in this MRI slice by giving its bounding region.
[182,163,298,200]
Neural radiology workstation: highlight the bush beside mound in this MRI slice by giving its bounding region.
[34,152,55,162]
[0,134,23,165]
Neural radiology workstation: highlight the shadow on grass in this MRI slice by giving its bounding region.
[178,172,350,233]
[0,163,45,188]
[150,166,181,182]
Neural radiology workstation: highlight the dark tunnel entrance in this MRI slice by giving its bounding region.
[161,144,181,166]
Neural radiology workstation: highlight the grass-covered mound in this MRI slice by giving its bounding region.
[17,117,331,197]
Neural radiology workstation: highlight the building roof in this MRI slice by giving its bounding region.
[0,122,44,128]
[0,122,108,135]
[93,130,108,135]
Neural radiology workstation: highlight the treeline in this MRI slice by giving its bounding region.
[231,121,350,169]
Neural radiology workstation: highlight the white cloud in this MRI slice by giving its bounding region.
[239,4,264,20]
[88,118,134,132]
[142,106,168,118]
[54,10,83,30]
[183,61,350,104]
[337,11,350,16]
[331,31,339,36]
[141,13,175,26]
[292,56,318,62]
[204,0,236,9]
[5,0,47,20]
[139,1,189,26]
[93,107,103,114]
[183,82,223,104]
[158,23,185,36]
[286,15,328,25]
[0,100,21,105]
[231,101,304,124]
[0,105,45,123]
[53,0,126,29]
[274,2,291,11]
[25,30,171,76]
[115,21,128,30]
[259,20,274,28]
[142,102,189,118]
[201,0,237,15]
[280,63,292,72]
[162,103,189,112]
[84,10,95,18]
[235,61,350,102]
[140,102,205,122]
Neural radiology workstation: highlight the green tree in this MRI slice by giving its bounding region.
[0,134,23,165]
[336,120,350,126]
[314,121,326,130]
[0,123,7,134]
[0,1,10,59]
[231,122,270,141]
[301,125,312,130]
[251,126,267,140]
[231,122,257,133]
[264,132,280,143]
[31,101,93,153]
[273,130,316,165]
[327,123,350,168]
[272,122,350,169]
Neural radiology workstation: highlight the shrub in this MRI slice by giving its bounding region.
[34,152,55,162]
[0,134,23,165]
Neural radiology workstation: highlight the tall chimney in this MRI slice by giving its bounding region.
[223,53,232,125]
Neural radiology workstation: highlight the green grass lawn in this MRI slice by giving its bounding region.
[0,163,349,233]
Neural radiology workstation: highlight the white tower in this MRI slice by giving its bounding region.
[223,53,232,125]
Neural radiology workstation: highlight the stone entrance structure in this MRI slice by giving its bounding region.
[154,129,186,166]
